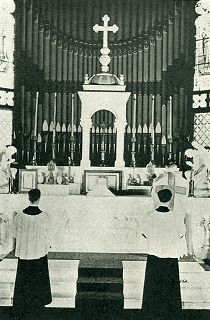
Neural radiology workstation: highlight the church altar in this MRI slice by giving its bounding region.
[0,194,209,261]
[26,165,165,192]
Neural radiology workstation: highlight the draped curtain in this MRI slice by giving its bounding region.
[13,0,196,167]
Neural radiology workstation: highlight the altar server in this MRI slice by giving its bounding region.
[13,189,52,319]
[141,188,186,320]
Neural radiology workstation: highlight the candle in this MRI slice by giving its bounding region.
[34,92,39,137]
[53,93,57,126]
[161,104,167,135]
[92,126,95,153]
[168,96,172,139]
[132,94,136,135]
[151,95,155,144]
[53,93,57,143]
[101,126,105,150]
[71,94,74,138]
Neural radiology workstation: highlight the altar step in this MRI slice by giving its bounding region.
[1,258,210,309]
[75,260,124,319]
[0,259,79,308]
[123,261,210,310]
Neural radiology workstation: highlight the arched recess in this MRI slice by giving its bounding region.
[90,110,116,167]
[78,90,130,168]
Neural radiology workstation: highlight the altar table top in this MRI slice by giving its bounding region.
[0,194,209,258]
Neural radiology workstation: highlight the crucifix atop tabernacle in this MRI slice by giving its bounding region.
[93,15,119,72]
[93,14,118,49]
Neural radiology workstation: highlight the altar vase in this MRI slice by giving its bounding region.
[12,189,52,319]
[141,188,186,320]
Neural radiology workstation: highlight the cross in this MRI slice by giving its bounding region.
[93,15,118,49]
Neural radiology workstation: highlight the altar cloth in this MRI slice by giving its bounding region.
[0,194,208,259]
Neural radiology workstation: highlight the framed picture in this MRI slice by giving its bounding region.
[19,169,38,193]
[84,170,122,192]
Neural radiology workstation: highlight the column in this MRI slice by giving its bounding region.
[80,118,92,167]
[114,119,127,168]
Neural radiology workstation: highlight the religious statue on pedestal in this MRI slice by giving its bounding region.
[146,161,156,186]
[185,140,210,197]
[0,145,17,193]
[47,160,56,184]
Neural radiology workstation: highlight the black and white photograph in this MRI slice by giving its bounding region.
[0,0,210,319]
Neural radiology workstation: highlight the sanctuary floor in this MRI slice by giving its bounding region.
[0,253,210,320]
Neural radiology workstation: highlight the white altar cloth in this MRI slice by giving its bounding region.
[0,194,209,258]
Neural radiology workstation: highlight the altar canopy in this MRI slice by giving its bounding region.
[13,0,196,168]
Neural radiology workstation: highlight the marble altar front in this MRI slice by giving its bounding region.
[0,194,209,260]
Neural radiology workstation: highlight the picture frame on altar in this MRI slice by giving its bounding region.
[19,169,38,193]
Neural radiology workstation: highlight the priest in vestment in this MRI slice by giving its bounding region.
[12,189,52,319]
[141,188,186,320]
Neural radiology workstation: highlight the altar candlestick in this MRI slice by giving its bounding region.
[161,104,167,136]
[37,133,42,163]
[104,127,108,152]
[78,125,82,154]
[71,94,74,138]
[53,93,57,141]
[161,135,167,166]
[69,94,75,165]
[92,126,95,153]
[168,96,173,139]
[132,94,136,134]
[96,126,99,153]
[56,122,61,153]
[113,125,116,153]
[52,93,57,159]
[168,96,173,160]
[108,126,112,153]
[137,124,142,153]
[67,124,71,153]
[53,93,57,127]
[100,124,106,165]
[34,92,39,137]
[155,122,162,153]
[143,123,148,153]
[131,94,137,166]
[31,92,39,166]
[61,124,66,153]
[151,95,155,145]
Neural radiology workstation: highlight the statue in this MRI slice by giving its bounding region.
[127,174,132,186]
[185,141,210,197]
[146,161,156,185]
[47,160,56,184]
[136,174,141,185]
[195,1,210,71]
[0,145,17,193]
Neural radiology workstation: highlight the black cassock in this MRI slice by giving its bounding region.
[13,254,52,311]
[142,254,182,320]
